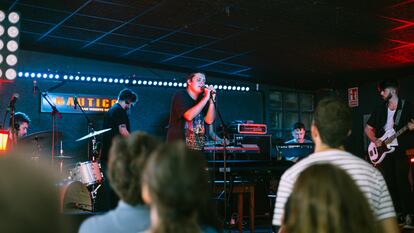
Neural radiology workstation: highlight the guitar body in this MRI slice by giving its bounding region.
[368,141,395,165]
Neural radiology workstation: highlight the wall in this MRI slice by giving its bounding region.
[0,50,263,164]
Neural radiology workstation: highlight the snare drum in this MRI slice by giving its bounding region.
[71,161,103,186]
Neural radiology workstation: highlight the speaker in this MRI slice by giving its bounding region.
[232,134,272,160]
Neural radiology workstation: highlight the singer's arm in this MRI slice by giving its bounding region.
[183,94,210,121]
[204,99,215,124]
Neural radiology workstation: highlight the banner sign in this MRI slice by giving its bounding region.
[347,87,359,107]
[40,92,117,114]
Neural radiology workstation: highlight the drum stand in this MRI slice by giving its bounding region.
[90,183,101,212]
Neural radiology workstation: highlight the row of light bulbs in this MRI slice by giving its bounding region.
[0,10,20,80]
[18,72,251,92]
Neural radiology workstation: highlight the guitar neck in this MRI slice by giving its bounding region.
[384,125,408,144]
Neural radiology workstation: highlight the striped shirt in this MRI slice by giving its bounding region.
[272,149,396,226]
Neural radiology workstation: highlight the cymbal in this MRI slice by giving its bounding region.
[75,128,111,142]
[19,130,63,143]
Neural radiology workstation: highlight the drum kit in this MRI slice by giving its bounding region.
[21,128,111,212]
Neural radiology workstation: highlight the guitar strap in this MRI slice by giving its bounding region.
[394,99,405,129]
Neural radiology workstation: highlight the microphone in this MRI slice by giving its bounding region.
[202,85,216,94]
[33,80,37,95]
[8,93,19,109]
[74,96,78,110]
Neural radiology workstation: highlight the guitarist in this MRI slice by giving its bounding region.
[365,78,414,228]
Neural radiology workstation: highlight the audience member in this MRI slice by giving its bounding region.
[272,97,398,233]
[0,155,70,233]
[141,142,221,233]
[281,164,381,233]
[79,132,160,233]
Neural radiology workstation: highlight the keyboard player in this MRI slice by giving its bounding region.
[284,122,313,162]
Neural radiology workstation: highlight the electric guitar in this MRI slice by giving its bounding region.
[368,124,409,165]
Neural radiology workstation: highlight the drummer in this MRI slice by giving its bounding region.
[9,112,31,141]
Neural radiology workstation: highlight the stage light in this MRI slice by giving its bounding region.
[0,11,5,22]
[25,72,30,77]
[75,76,80,81]
[153,81,158,85]
[218,85,223,89]
[183,83,187,87]
[48,74,53,79]
[137,80,142,85]
[97,77,102,82]
[163,81,167,86]
[173,82,177,87]
[55,74,59,79]
[143,80,147,85]
[125,79,129,84]
[168,82,172,86]
[0,130,8,151]
[63,75,68,80]
[236,86,241,91]
[241,87,245,91]
[246,87,250,91]
[158,82,162,86]
[223,86,228,90]
[178,83,183,87]
[0,11,20,81]
[7,26,18,38]
[17,71,22,77]
[132,80,137,85]
[148,81,152,85]
[69,75,74,80]
[119,79,124,83]
[8,12,19,24]
[5,68,16,80]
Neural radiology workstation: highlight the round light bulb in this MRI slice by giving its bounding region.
[6,54,17,66]
[7,26,19,38]
[7,40,18,52]
[5,68,17,80]
[8,12,19,24]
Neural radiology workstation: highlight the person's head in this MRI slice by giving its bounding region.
[118,88,138,110]
[311,97,352,148]
[11,112,30,138]
[377,78,399,101]
[142,142,210,233]
[283,163,379,233]
[291,122,306,143]
[186,72,206,96]
[0,155,71,233]
[108,132,160,205]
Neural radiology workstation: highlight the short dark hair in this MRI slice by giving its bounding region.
[118,88,138,104]
[186,72,205,81]
[11,112,31,129]
[377,78,399,92]
[108,132,160,205]
[314,97,352,148]
[292,122,305,130]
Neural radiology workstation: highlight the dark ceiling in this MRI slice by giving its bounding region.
[1,0,414,88]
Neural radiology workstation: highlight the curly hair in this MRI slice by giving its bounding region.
[107,132,160,205]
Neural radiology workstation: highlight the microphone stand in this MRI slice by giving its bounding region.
[74,97,98,161]
[211,95,231,228]
[36,85,62,163]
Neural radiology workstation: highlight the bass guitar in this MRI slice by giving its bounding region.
[368,124,409,165]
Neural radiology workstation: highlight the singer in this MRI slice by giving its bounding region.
[166,72,216,150]
[365,78,414,227]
